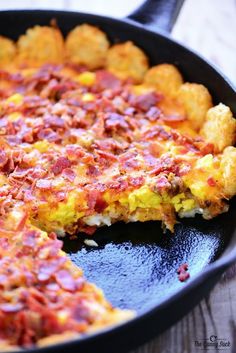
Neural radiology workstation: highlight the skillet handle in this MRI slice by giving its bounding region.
[127,0,185,33]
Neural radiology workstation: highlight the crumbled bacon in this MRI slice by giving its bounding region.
[66,144,86,159]
[154,175,171,193]
[131,92,162,112]
[161,114,186,122]
[149,156,177,176]
[22,230,38,248]
[87,190,108,213]
[37,257,66,282]
[177,263,190,282]
[44,115,65,128]
[51,157,71,175]
[15,212,28,232]
[96,150,118,162]
[36,179,52,189]
[0,303,24,313]
[144,126,172,141]
[55,270,77,292]
[37,128,61,142]
[96,70,121,90]
[207,177,216,187]
[62,168,76,182]
[146,106,161,121]
[0,150,8,168]
[104,112,129,132]
[86,165,100,177]
[128,176,145,187]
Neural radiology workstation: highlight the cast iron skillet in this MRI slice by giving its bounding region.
[1,1,236,352]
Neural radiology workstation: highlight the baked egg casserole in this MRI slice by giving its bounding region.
[0,23,235,349]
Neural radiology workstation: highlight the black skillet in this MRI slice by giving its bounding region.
[1,1,236,352]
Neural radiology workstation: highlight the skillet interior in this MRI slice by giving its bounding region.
[63,212,233,312]
[1,10,236,353]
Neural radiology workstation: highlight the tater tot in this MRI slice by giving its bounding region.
[65,24,109,70]
[144,64,183,98]
[177,83,212,130]
[0,36,16,66]
[220,146,236,197]
[200,103,236,152]
[17,26,64,67]
[106,41,149,83]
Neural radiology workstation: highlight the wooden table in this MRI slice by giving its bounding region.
[1,0,235,351]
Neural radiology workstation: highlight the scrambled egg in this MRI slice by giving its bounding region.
[37,190,85,234]
[115,185,196,215]
[183,154,222,200]
[33,140,51,153]
[75,71,96,86]
[6,93,23,105]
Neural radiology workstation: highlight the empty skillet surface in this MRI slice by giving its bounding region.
[63,213,231,313]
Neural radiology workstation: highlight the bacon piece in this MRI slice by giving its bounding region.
[0,303,24,313]
[37,257,66,282]
[94,198,107,213]
[87,190,107,213]
[104,113,129,132]
[207,177,216,187]
[144,126,171,141]
[37,238,62,259]
[44,115,65,128]
[128,176,145,187]
[178,272,190,282]
[27,166,47,181]
[177,263,190,282]
[72,302,91,322]
[108,178,128,192]
[0,238,9,250]
[154,175,171,193]
[36,179,52,190]
[195,141,214,155]
[149,156,177,176]
[16,212,28,232]
[51,157,71,175]
[55,270,77,292]
[0,70,23,82]
[10,167,31,180]
[86,165,100,177]
[132,92,161,112]
[124,107,136,116]
[178,164,191,176]
[120,151,140,171]
[37,128,61,143]
[0,274,8,285]
[79,224,97,235]
[22,230,38,248]
[62,168,76,182]
[0,150,8,168]
[96,150,118,162]
[161,114,186,122]
[55,191,67,202]
[146,106,161,121]
[66,145,85,159]
[96,70,121,90]
[92,138,128,153]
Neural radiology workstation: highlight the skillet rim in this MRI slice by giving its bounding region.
[0,9,236,353]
